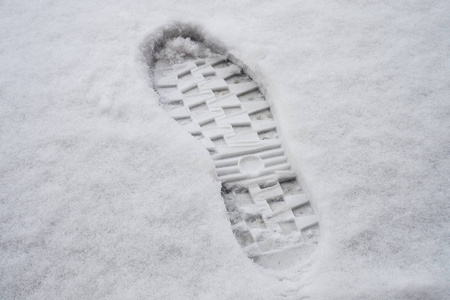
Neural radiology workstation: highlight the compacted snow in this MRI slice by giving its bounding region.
[1,1,449,299]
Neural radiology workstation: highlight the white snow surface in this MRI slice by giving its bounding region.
[1,0,449,299]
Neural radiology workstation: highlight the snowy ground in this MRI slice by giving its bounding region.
[1,1,449,299]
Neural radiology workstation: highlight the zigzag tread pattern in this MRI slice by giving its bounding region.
[153,52,319,265]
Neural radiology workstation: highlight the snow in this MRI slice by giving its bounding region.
[1,0,449,299]
[155,37,214,65]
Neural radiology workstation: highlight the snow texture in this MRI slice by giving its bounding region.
[155,37,213,65]
[1,0,449,299]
